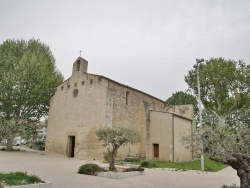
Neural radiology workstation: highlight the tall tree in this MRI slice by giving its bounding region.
[0,38,63,150]
[184,57,250,188]
[166,91,198,119]
[96,126,141,171]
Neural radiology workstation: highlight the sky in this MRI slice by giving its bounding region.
[1,0,250,100]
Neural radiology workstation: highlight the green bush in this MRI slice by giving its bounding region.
[0,172,43,186]
[221,184,239,188]
[140,161,157,168]
[0,147,20,151]
[78,163,106,175]
[123,167,144,172]
[124,157,141,162]
[38,146,45,150]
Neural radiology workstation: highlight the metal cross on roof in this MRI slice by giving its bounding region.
[79,50,82,57]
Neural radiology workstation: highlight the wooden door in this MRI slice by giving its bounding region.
[153,144,159,158]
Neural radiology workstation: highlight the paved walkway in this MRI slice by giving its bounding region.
[0,147,240,188]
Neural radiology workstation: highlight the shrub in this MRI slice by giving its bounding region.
[140,161,157,168]
[0,172,43,186]
[38,146,45,151]
[123,167,144,172]
[78,163,106,175]
[221,184,239,188]
[124,157,141,162]
[34,141,45,146]
[0,147,20,151]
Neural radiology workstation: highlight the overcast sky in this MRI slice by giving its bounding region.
[1,0,250,100]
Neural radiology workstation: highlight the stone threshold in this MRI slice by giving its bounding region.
[97,171,144,179]
[8,182,52,188]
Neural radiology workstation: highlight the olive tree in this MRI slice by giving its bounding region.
[184,57,250,188]
[0,39,63,150]
[96,126,141,171]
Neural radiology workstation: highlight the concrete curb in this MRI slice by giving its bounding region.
[97,171,144,179]
[8,182,52,188]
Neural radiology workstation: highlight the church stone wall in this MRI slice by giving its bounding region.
[46,57,194,162]
[106,81,166,159]
[45,73,108,160]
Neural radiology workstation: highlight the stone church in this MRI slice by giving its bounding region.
[45,57,194,161]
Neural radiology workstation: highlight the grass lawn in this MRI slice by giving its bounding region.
[119,156,228,172]
[0,172,44,187]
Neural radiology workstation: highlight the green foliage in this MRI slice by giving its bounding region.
[96,126,141,148]
[96,126,141,171]
[0,38,63,149]
[221,184,239,188]
[124,157,141,162]
[183,122,250,164]
[123,167,144,172]
[0,147,21,151]
[166,91,198,118]
[39,146,45,151]
[185,57,250,118]
[29,141,45,151]
[78,163,106,175]
[140,161,157,168]
[184,57,250,186]
[0,171,43,186]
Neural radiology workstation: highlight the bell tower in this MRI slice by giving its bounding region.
[72,57,88,75]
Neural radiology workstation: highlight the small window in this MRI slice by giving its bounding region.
[125,91,130,105]
[77,60,80,71]
[90,79,93,84]
[61,86,64,91]
[73,89,78,98]
[74,83,77,87]
[82,81,85,85]
[68,85,70,89]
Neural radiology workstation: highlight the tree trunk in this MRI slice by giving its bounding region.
[109,148,118,171]
[237,169,250,188]
[210,154,250,188]
[228,154,250,188]
[6,136,14,150]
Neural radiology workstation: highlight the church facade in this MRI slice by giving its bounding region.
[45,57,194,161]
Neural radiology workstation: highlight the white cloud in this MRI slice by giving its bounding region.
[1,0,250,100]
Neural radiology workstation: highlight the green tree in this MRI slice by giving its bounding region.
[96,126,141,171]
[184,57,250,187]
[0,38,63,150]
[166,91,198,119]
